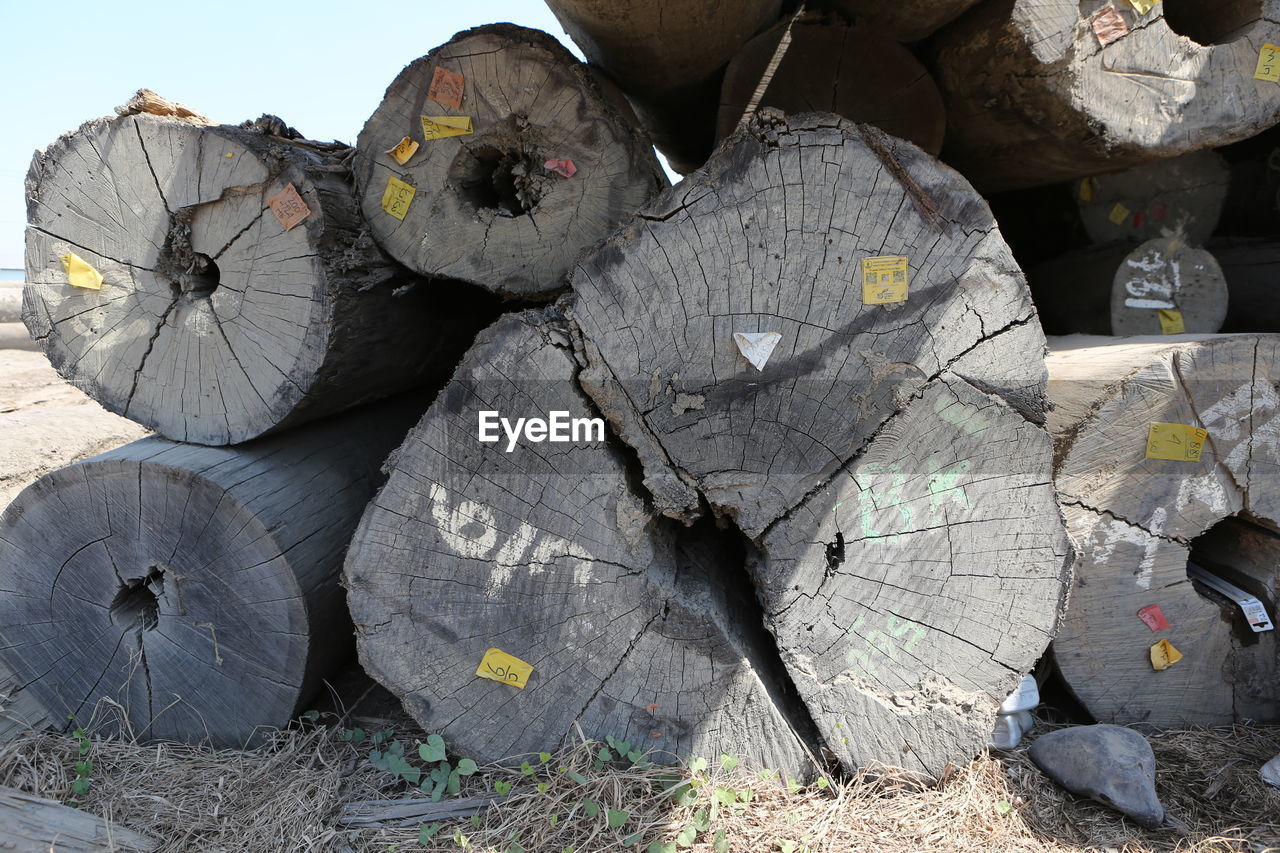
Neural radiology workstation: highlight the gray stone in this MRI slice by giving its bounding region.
[1263,754,1280,789]
[1028,725,1165,828]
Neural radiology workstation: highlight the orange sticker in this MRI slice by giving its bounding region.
[428,66,465,109]
[1092,5,1129,46]
[267,183,311,231]
[544,159,577,178]
[387,136,420,166]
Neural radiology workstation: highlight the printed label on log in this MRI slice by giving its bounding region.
[428,66,466,109]
[1149,639,1182,671]
[1109,202,1131,226]
[1157,309,1185,335]
[60,252,103,290]
[1126,0,1158,14]
[1137,604,1170,632]
[267,183,311,231]
[387,136,420,166]
[381,176,417,220]
[476,648,533,689]
[1145,422,1207,462]
[861,255,909,305]
[1092,6,1129,46]
[420,115,473,140]
[1255,45,1280,82]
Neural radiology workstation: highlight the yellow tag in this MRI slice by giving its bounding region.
[861,255,909,305]
[1127,0,1158,14]
[420,115,473,140]
[475,648,533,689]
[1157,309,1185,335]
[1146,422,1207,462]
[381,176,416,220]
[1079,177,1095,202]
[1108,202,1131,226]
[387,136,420,166]
[59,252,103,291]
[1149,639,1183,671]
[1254,44,1280,82]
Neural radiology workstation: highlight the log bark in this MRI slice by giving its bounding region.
[932,0,1280,191]
[0,397,422,747]
[353,24,666,299]
[811,0,982,42]
[543,0,783,174]
[23,110,493,446]
[0,785,159,852]
[565,111,1072,777]
[717,16,946,155]
[1047,334,1280,726]
[1073,151,1231,246]
[344,311,817,774]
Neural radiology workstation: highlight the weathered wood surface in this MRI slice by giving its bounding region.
[1047,334,1280,726]
[1074,151,1231,246]
[565,111,1071,776]
[717,16,945,155]
[1213,239,1280,333]
[0,397,423,747]
[543,0,782,173]
[1111,238,1228,335]
[812,0,982,42]
[353,24,666,299]
[345,311,816,774]
[0,785,159,852]
[933,0,1280,191]
[24,110,492,445]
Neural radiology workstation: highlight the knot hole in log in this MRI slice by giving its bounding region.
[1188,514,1279,648]
[158,208,221,300]
[449,118,554,218]
[1162,0,1262,46]
[108,564,165,632]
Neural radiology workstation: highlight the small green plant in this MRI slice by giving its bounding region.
[67,728,93,805]
[360,730,479,802]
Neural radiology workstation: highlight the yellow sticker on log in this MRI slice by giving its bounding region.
[861,255,909,305]
[1149,639,1183,671]
[476,648,533,689]
[387,136,420,166]
[1127,0,1159,14]
[1146,422,1207,462]
[60,252,103,291]
[1254,44,1280,82]
[1157,309,1185,335]
[420,115,473,140]
[381,176,416,220]
[1079,176,1096,202]
[1109,202,1131,226]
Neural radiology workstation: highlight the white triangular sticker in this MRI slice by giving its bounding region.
[733,332,782,371]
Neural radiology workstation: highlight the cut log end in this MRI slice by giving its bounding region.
[1111,238,1227,335]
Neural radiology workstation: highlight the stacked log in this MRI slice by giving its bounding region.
[1047,335,1279,726]
[23,107,495,445]
[933,0,1280,191]
[542,0,782,174]
[0,398,423,746]
[717,15,946,155]
[810,0,982,42]
[345,112,1072,777]
[352,24,668,299]
[1073,151,1231,246]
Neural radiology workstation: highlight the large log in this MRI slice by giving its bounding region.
[932,0,1280,191]
[344,311,818,774]
[717,16,946,155]
[353,24,666,299]
[0,785,159,852]
[1048,334,1280,726]
[23,108,493,446]
[0,397,422,747]
[565,111,1072,776]
[1073,150,1231,246]
[542,0,782,174]
[811,0,982,42]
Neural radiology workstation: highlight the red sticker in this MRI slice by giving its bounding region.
[267,183,311,231]
[1133,210,1146,229]
[1138,604,1170,632]
[428,66,465,109]
[544,158,577,178]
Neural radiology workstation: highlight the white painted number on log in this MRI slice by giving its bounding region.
[381,176,416,220]
[861,256,909,305]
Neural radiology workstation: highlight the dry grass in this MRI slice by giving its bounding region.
[0,702,1276,853]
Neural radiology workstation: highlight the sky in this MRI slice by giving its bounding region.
[0,0,606,269]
